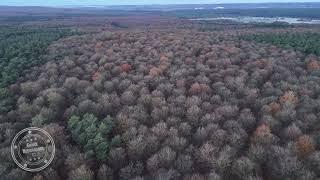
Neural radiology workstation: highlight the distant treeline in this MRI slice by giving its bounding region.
[166,8,320,19]
[0,9,159,24]
[3,8,320,24]
[242,32,320,56]
[111,21,129,28]
[198,21,293,32]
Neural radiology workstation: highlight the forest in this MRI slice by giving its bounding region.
[0,5,320,180]
[0,26,80,116]
[0,26,80,87]
[242,32,320,56]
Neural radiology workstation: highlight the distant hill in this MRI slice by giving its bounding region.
[79,2,320,11]
[2,2,320,11]
[1,2,320,21]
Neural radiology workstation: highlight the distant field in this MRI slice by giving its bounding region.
[165,8,320,19]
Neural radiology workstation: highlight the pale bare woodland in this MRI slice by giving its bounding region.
[0,28,320,180]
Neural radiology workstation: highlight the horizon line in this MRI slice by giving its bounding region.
[0,1,320,8]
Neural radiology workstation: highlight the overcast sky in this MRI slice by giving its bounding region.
[1,0,319,6]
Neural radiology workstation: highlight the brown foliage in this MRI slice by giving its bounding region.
[149,67,162,77]
[223,46,240,54]
[160,55,169,62]
[176,79,185,89]
[189,82,201,95]
[251,123,274,145]
[295,135,315,158]
[32,175,44,180]
[284,124,302,140]
[103,63,113,70]
[269,102,281,114]
[307,60,320,71]
[279,91,298,105]
[120,63,132,73]
[189,82,211,95]
[4,24,320,180]
[199,83,211,93]
[254,124,271,137]
[159,63,169,71]
[92,71,101,81]
[106,48,114,55]
[94,42,103,51]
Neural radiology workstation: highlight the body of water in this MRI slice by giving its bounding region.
[190,17,320,24]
